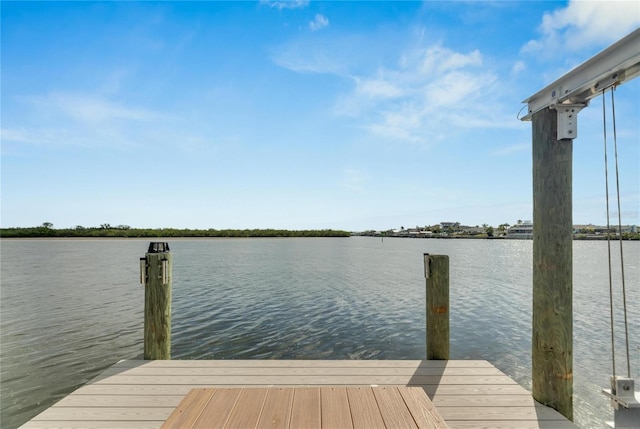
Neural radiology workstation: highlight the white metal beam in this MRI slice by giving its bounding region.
[521,27,640,121]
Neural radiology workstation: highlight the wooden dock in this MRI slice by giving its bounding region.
[20,359,579,429]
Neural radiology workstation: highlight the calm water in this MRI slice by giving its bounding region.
[1,237,638,428]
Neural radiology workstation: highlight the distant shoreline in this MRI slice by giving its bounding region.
[0,236,348,240]
[355,232,640,241]
[2,234,638,241]
[0,227,351,239]
[2,225,638,240]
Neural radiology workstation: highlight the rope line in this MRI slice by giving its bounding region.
[602,89,616,379]
[610,87,631,378]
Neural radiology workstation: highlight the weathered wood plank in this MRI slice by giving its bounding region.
[30,407,174,421]
[427,384,531,396]
[97,366,504,378]
[373,387,418,428]
[290,388,321,428]
[20,421,164,429]
[56,392,543,409]
[56,395,186,408]
[93,374,518,386]
[437,405,571,421]
[431,394,541,407]
[320,387,353,429]
[446,422,579,429]
[109,359,494,368]
[347,387,386,429]
[72,382,532,397]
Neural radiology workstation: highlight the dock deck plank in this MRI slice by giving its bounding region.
[290,387,321,429]
[256,387,293,429]
[320,387,352,429]
[20,359,579,429]
[372,386,420,428]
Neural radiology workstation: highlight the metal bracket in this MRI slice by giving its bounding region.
[552,104,586,140]
[603,377,640,428]
[148,242,170,253]
[140,257,147,286]
[424,253,431,279]
[161,258,169,285]
[603,377,640,409]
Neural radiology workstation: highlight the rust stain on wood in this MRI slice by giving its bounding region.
[434,306,448,314]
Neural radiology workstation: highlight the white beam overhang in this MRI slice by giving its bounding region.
[521,27,640,122]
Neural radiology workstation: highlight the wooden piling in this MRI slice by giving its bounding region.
[143,242,172,360]
[532,107,573,420]
[424,254,449,360]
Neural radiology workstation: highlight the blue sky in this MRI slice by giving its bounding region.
[2,1,639,231]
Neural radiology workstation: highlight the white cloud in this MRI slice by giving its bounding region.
[273,33,517,144]
[523,0,640,54]
[511,61,526,74]
[309,14,329,31]
[0,125,130,148]
[355,76,404,99]
[425,70,488,108]
[2,92,173,149]
[261,0,309,10]
[1,128,60,145]
[25,92,163,124]
[368,105,426,144]
[270,39,349,75]
[335,43,508,143]
[420,46,483,74]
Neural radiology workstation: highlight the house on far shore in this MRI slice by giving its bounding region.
[439,222,461,232]
[460,226,485,235]
[574,224,638,235]
[624,225,638,233]
[506,221,533,239]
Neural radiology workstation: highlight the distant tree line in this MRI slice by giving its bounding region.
[0,223,351,238]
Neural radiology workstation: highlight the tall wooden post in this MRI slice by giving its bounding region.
[424,254,449,360]
[142,242,172,360]
[532,107,573,420]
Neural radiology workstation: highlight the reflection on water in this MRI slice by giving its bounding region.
[1,237,638,428]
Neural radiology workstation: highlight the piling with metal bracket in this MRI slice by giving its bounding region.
[532,107,573,420]
[141,242,172,360]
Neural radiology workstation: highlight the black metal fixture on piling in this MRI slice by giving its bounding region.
[140,242,172,360]
[424,254,449,360]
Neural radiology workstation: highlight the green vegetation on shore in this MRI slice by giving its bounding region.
[0,223,351,238]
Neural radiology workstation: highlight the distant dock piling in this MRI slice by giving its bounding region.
[424,254,450,360]
[141,242,172,360]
